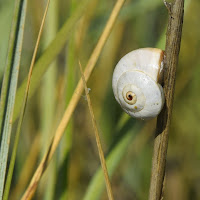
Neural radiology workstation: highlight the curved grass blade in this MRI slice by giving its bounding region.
[2,1,50,200]
[0,0,27,198]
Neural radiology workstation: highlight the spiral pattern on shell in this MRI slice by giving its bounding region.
[112,48,165,120]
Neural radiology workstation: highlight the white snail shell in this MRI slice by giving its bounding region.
[112,48,165,120]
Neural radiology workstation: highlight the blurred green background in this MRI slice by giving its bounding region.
[0,0,200,199]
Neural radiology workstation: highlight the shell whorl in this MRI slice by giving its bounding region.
[112,48,164,119]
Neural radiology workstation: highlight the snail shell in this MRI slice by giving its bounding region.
[112,48,165,120]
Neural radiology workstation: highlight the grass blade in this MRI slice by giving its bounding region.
[2,1,50,199]
[0,0,27,198]
[0,0,22,139]
[79,61,114,200]
[13,0,92,123]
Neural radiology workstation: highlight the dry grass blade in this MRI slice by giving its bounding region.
[21,0,126,199]
[23,0,50,96]
[79,61,114,200]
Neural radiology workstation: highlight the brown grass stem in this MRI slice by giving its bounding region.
[148,0,185,200]
[24,0,50,99]
[21,0,126,199]
[79,61,114,200]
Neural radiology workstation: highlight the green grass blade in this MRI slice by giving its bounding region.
[2,0,50,199]
[58,0,78,197]
[0,2,15,81]
[0,0,21,139]
[83,122,141,200]
[13,0,92,123]
[0,0,27,198]
[40,0,58,199]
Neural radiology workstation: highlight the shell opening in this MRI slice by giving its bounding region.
[124,91,137,105]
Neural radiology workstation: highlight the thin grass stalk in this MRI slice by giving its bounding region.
[79,61,114,200]
[21,0,126,199]
[148,0,185,199]
[13,0,92,123]
[2,1,50,200]
[0,0,27,198]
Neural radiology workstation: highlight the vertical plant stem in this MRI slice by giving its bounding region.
[0,0,27,198]
[2,1,50,200]
[148,0,185,200]
[79,61,114,200]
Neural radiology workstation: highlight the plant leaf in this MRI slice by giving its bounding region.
[0,0,27,198]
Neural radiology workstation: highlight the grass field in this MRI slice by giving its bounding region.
[0,0,200,199]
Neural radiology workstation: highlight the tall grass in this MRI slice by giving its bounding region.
[0,0,199,199]
[0,0,28,198]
